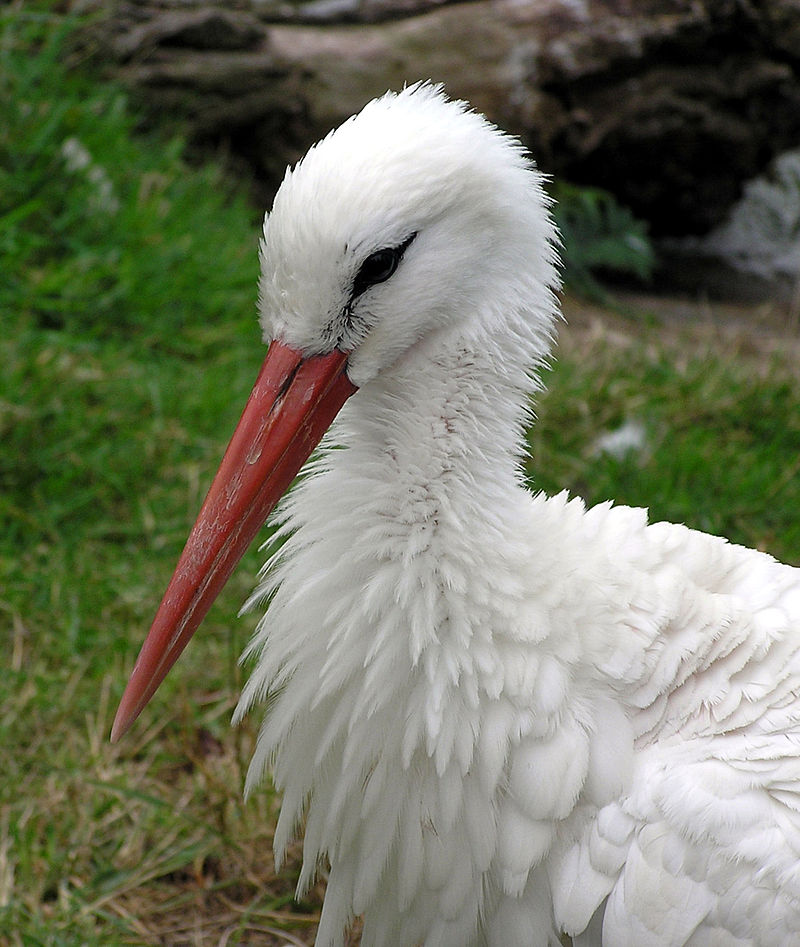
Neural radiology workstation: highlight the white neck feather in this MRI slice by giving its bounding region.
[233,300,571,942]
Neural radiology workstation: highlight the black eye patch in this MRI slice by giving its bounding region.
[351,232,417,302]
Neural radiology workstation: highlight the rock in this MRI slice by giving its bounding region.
[84,0,800,240]
[110,8,264,58]
[661,148,800,303]
[705,149,800,285]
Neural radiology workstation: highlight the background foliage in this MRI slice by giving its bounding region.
[551,181,655,299]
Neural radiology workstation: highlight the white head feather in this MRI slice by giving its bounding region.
[258,83,560,387]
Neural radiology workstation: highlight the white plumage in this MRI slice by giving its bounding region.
[117,84,800,945]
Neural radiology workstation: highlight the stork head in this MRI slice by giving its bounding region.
[259,83,558,386]
[111,84,559,741]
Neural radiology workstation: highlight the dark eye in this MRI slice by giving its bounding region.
[351,233,416,301]
[356,249,398,292]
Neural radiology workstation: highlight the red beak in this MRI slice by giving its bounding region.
[111,340,356,742]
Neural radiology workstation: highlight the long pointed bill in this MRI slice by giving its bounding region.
[111,340,356,742]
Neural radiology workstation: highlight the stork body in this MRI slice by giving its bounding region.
[115,86,800,946]
[240,350,800,946]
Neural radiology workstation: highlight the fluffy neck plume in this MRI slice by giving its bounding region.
[234,294,564,942]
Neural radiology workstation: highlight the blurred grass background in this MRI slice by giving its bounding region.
[1,5,798,945]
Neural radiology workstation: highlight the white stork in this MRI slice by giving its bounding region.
[113,84,800,946]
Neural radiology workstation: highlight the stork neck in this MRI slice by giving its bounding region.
[338,320,544,511]
[237,312,558,799]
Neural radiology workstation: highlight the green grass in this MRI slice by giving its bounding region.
[531,316,800,561]
[1,6,798,945]
[1,7,318,945]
